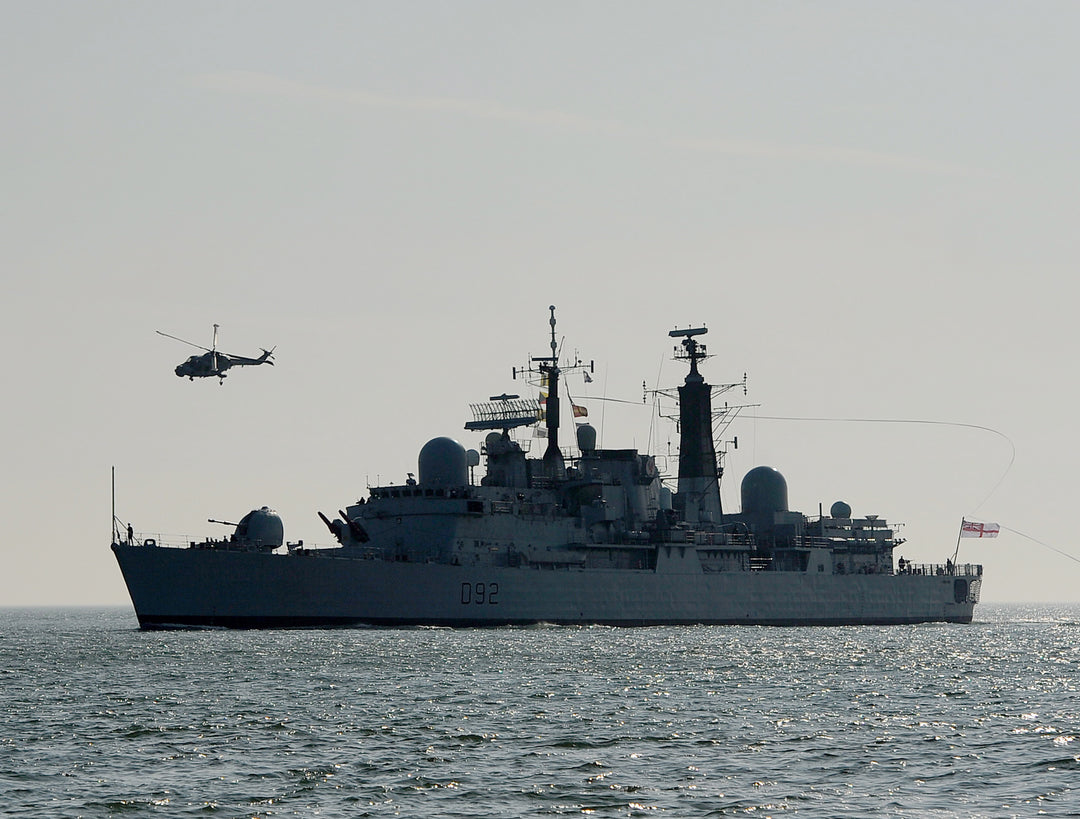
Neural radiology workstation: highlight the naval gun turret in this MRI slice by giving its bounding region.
[208,506,284,551]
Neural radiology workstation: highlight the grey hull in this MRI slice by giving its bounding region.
[112,544,976,629]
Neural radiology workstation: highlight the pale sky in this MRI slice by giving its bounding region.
[3,1,1078,606]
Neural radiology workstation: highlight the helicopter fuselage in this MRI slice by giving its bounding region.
[175,351,272,380]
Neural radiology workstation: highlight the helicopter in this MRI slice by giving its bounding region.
[157,324,275,383]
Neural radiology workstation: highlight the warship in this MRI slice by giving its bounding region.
[112,308,982,628]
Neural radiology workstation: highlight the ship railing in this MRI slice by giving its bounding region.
[115,532,192,549]
[117,532,339,552]
[800,535,897,549]
[691,531,755,548]
[897,562,983,577]
[801,536,844,548]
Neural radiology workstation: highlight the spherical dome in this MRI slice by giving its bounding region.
[740,466,789,515]
[418,437,468,486]
[236,506,284,548]
[830,500,852,518]
[485,432,514,456]
[576,423,597,453]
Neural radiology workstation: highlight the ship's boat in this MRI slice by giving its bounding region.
[112,308,981,628]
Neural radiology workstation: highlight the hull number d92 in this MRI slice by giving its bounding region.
[460,582,499,605]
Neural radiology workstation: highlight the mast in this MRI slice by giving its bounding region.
[538,306,565,479]
[670,326,722,524]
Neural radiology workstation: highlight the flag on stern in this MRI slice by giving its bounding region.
[960,519,1000,538]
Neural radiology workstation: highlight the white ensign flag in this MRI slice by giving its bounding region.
[960,520,1000,538]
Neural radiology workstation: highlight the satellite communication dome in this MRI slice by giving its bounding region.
[830,500,852,518]
[576,423,597,453]
[740,466,789,515]
[235,506,284,548]
[418,437,468,486]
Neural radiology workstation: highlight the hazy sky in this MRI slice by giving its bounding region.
[3,2,1078,606]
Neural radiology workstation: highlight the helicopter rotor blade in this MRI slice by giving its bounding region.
[156,330,213,353]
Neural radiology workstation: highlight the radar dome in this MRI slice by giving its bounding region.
[235,506,284,548]
[740,466,789,515]
[830,500,852,518]
[576,423,597,453]
[418,437,468,486]
[485,431,514,456]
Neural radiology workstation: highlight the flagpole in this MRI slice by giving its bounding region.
[951,518,964,568]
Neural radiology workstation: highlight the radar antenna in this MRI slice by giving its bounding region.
[669,326,708,381]
[465,395,542,432]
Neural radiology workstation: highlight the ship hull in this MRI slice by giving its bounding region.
[112,544,977,629]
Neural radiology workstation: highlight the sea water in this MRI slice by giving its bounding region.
[1,605,1077,817]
